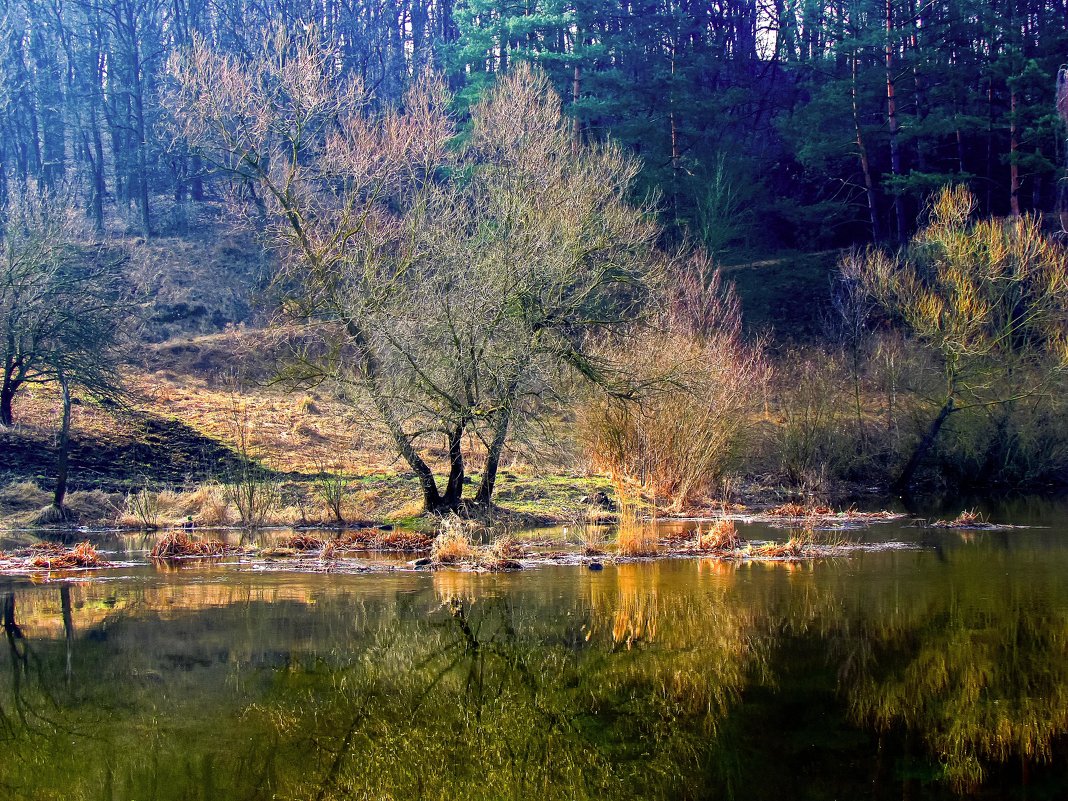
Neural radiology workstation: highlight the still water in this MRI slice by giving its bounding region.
[2,499,1068,800]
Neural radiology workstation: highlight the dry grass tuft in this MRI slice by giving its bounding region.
[31,541,108,569]
[767,502,833,518]
[950,508,983,526]
[614,522,659,556]
[489,532,523,561]
[613,484,659,557]
[375,529,433,551]
[190,485,232,526]
[931,508,990,528]
[279,533,326,551]
[565,506,607,555]
[749,530,813,558]
[150,531,228,558]
[32,504,72,525]
[697,518,740,551]
[431,517,477,564]
[70,491,116,521]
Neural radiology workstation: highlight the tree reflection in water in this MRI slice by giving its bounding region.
[0,543,1066,800]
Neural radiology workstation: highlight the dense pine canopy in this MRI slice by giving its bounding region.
[1,0,1066,252]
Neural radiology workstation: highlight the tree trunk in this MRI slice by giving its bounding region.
[476,404,513,505]
[84,124,106,233]
[52,371,72,513]
[0,352,20,425]
[440,426,466,511]
[0,378,15,427]
[853,50,880,241]
[893,396,954,492]
[1009,86,1021,216]
[346,321,443,511]
[190,154,204,201]
[572,64,582,158]
[885,0,906,241]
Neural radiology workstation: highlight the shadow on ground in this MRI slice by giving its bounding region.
[0,411,278,490]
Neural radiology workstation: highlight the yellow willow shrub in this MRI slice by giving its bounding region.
[581,261,768,510]
[856,186,1068,489]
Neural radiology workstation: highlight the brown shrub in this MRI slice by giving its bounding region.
[581,259,767,510]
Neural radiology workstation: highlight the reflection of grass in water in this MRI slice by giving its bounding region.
[6,542,1068,799]
[609,562,660,647]
[432,570,485,606]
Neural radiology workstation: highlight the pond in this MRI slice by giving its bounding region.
[2,498,1068,800]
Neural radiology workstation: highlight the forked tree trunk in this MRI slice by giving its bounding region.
[347,321,443,511]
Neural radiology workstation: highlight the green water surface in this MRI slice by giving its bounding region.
[2,500,1068,800]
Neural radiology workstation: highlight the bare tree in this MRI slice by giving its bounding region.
[0,186,132,519]
[167,31,658,512]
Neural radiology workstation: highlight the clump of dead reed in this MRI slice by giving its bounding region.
[613,483,659,557]
[30,541,108,569]
[374,529,434,551]
[488,532,523,561]
[150,531,228,558]
[931,509,991,529]
[749,530,814,559]
[767,502,833,518]
[431,516,477,564]
[696,518,740,551]
[951,508,983,526]
[279,533,326,551]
